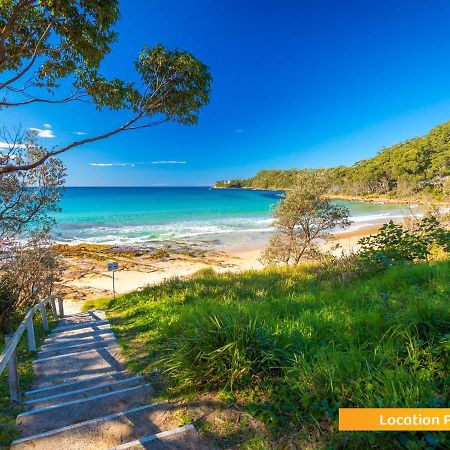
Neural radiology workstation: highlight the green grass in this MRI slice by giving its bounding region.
[0,309,57,449]
[85,262,450,449]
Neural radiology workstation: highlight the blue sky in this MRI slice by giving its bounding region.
[4,0,450,186]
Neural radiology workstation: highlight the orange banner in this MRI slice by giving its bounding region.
[339,408,450,431]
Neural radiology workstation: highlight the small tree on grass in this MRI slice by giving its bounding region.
[261,171,351,266]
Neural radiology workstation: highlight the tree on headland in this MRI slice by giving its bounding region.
[261,171,351,265]
[0,0,212,175]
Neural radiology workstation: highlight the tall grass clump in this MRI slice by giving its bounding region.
[160,311,291,390]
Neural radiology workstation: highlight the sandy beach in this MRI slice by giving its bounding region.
[49,185,434,306]
[56,223,382,303]
[57,242,265,301]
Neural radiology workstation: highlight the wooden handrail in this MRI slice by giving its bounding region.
[0,295,64,402]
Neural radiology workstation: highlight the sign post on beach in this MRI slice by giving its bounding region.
[107,261,119,299]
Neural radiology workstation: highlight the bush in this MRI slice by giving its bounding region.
[160,311,292,390]
[358,216,449,270]
[313,245,364,283]
[0,231,63,331]
[0,276,19,333]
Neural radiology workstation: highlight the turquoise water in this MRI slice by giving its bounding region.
[54,187,417,246]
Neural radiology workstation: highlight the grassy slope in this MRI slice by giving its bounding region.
[0,313,56,449]
[85,262,450,449]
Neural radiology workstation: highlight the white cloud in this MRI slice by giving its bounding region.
[151,160,187,164]
[90,163,136,167]
[0,153,17,160]
[74,131,87,135]
[90,160,187,167]
[30,124,55,138]
[0,141,26,149]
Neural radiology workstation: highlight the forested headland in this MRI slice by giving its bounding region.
[216,121,450,200]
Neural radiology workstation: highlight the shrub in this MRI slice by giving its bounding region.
[358,216,449,270]
[0,276,19,333]
[0,231,63,331]
[313,245,364,283]
[160,311,292,390]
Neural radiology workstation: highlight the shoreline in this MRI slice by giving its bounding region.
[56,223,383,303]
[214,186,449,206]
[324,193,449,206]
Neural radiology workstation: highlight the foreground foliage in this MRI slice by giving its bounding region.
[0,1,212,175]
[86,261,450,448]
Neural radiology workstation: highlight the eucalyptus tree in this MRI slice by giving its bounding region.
[0,0,211,238]
[0,1,212,313]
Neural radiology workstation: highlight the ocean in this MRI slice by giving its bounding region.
[53,187,418,247]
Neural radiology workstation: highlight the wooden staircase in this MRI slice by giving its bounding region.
[11,310,209,450]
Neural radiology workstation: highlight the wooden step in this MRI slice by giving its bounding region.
[25,370,130,400]
[31,345,124,388]
[17,383,153,436]
[12,402,164,450]
[37,338,118,358]
[24,375,144,408]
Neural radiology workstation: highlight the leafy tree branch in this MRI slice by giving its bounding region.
[0,1,212,175]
